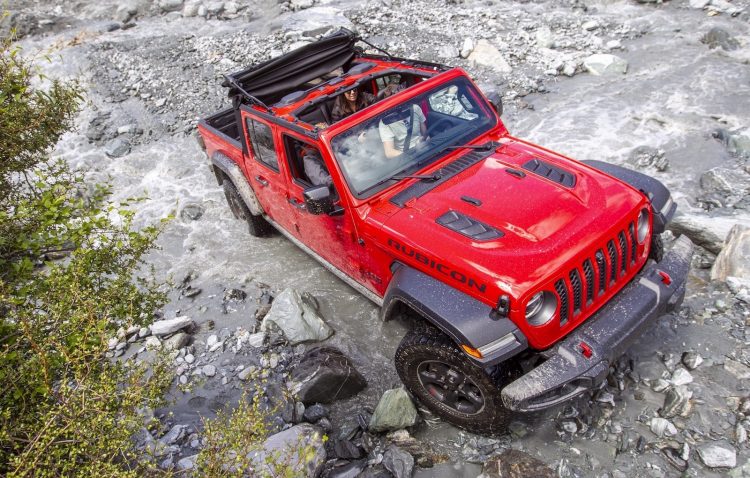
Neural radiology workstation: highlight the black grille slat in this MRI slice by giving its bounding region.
[618,231,628,274]
[595,250,606,293]
[555,279,569,325]
[569,269,582,314]
[583,259,594,303]
[607,240,617,285]
[628,222,637,265]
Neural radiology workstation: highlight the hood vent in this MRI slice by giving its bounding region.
[436,210,504,241]
[522,158,576,188]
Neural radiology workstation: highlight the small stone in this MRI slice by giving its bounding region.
[670,368,693,386]
[303,404,329,422]
[652,378,671,393]
[650,417,677,437]
[247,332,264,348]
[697,443,737,469]
[725,358,750,380]
[185,353,195,364]
[164,332,189,351]
[560,420,578,434]
[460,38,474,58]
[104,138,131,158]
[138,327,150,338]
[160,424,188,445]
[660,385,692,418]
[583,54,628,76]
[176,454,197,471]
[180,203,204,221]
[682,351,703,370]
[238,367,255,381]
[145,336,162,350]
[108,337,119,349]
[582,20,599,31]
[369,387,418,433]
[467,39,512,73]
[150,316,193,336]
[202,364,216,377]
[155,98,167,107]
[382,445,414,478]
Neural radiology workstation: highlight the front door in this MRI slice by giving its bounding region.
[280,134,362,281]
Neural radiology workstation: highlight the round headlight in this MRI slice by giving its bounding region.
[637,208,650,243]
[525,291,557,327]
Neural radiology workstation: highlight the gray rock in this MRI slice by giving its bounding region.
[437,44,459,59]
[205,2,224,14]
[627,146,668,171]
[670,368,694,386]
[261,288,333,345]
[282,6,352,37]
[145,336,162,350]
[180,203,204,221]
[369,387,418,433]
[650,417,677,437]
[291,0,315,10]
[291,347,366,404]
[303,404,329,422]
[584,54,628,76]
[697,443,737,469]
[690,0,711,8]
[382,445,414,478]
[164,332,189,351]
[327,460,367,478]
[460,38,474,58]
[660,385,692,418]
[159,424,188,445]
[701,27,740,51]
[184,353,195,364]
[159,0,184,13]
[668,214,734,254]
[150,316,193,336]
[482,449,556,477]
[237,366,255,381]
[467,40,512,73]
[682,351,703,370]
[724,358,750,380]
[176,454,197,471]
[202,364,216,377]
[104,138,131,158]
[711,225,750,281]
[247,424,326,477]
[700,167,750,197]
[536,27,555,49]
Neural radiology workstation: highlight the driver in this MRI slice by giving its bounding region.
[378,104,427,158]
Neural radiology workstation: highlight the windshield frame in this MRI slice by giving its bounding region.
[328,73,498,200]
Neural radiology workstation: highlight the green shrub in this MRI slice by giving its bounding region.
[0,31,171,477]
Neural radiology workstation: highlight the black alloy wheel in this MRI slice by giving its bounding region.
[395,325,520,435]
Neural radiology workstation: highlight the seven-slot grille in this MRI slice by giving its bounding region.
[553,219,644,326]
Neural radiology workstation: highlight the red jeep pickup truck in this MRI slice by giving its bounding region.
[198,30,693,434]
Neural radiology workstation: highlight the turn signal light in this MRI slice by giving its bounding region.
[461,344,483,359]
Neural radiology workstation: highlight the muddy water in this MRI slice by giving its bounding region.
[23,0,750,473]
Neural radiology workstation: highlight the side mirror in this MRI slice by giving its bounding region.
[486,91,503,117]
[303,185,335,215]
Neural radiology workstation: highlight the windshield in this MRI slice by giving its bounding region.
[330,77,496,198]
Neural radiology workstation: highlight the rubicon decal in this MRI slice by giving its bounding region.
[388,238,487,293]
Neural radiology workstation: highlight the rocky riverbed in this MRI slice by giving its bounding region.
[6,0,750,476]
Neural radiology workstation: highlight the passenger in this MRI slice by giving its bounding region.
[301,145,333,188]
[378,104,427,158]
[331,86,375,122]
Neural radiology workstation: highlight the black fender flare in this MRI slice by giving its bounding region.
[381,263,527,366]
[582,160,676,233]
[211,152,264,217]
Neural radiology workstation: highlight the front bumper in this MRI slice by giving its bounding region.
[501,236,694,412]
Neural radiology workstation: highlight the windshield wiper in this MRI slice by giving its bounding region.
[390,173,442,182]
[443,141,495,152]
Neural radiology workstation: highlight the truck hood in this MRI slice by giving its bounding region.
[378,140,646,298]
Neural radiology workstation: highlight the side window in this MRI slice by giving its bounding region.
[246,119,279,171]
[284,136,333,189]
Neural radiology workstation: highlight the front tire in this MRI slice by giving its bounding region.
[649,233,664,262]
[222,180,272,237]
[394,326,519,435]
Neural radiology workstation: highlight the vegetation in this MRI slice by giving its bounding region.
[0,33,171,476]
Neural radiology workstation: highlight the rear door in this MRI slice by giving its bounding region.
[241,112,296,233]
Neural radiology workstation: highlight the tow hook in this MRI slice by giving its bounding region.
[657,270,672,286]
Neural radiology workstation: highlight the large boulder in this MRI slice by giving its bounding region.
[369,387,418,433]
[247,424,326,477]
[668,214,736,255]
[291,347,367,404]
[480,449,555,478]
[583,54,628,76]
[261,288,333,345]
[711,225,750,281]
[382,445,414,478]
[697,443,737,469]
[468,40,512,73]
[700,167,750,197]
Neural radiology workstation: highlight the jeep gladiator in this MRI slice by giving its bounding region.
[197,30,694,433]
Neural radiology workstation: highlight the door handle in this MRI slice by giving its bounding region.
[288,197,306,210]
[254,175,269,187]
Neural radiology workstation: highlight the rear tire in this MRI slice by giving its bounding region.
[222,180,272,237]
[394,326,519,435]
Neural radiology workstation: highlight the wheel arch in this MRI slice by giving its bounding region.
[211,152,264,216]
[382,263,527,367]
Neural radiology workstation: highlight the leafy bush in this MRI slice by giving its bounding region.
[0,32,171,477]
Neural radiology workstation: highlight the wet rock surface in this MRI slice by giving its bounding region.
[15,0,750,475]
